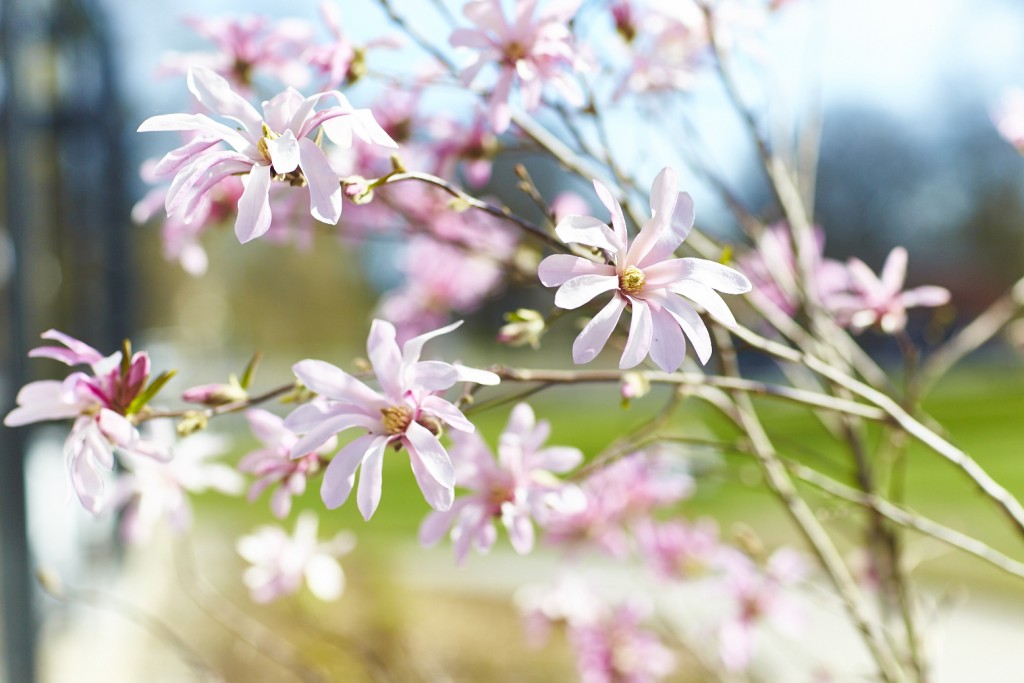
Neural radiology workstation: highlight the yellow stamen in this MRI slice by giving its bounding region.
[380,406,413,435]
[619,265,646,295]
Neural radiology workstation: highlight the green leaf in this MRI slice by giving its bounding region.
[127,369,177,415]
[240,352,263,390]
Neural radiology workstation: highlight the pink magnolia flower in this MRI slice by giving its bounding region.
[993,88,1024,152]
[419,402,585,564]
[634,517,722,581]
[717,547,809,671]
[539,167,751,371]
[304,1,402,89]
[737,222,850,317]
[569,602,677,683]
[617,3,709,96]
[158,14,316,92]
[236,511,355,603]
[450,0,585,133]
[138,66,396,244]
[825,247,951,334]
[284,320,499,520]
[4,331,170,514]
[545,449,694,556]
[429,112,499,187]
[112,428,244,544]
[239,408,335,519]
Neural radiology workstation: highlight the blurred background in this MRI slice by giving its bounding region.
[2,0,1024,681]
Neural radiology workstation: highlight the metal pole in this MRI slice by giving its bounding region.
[1,0,40,677]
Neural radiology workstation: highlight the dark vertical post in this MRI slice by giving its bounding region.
[1,0,39,678]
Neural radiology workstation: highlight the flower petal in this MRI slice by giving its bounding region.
[187,66,263,133]
[356,438,387,520]
[880,246,908,296]
[298,138,342,225]
[235,164,273,243]
[572,295,627,364]
[641,192,695,267]
[367,319,404,402]
[266,130,300,174]
[900,285,950,309]
[420,395,474,433]
[538,254,614,287]
[405,420,455,489]
[555,215,622,254]
[670,280,738,327]
[658,294,712,365]
[321,434,379,509]
[408,361,459,393]
[592,180,627,257]
[401,320,463,366]
[291,359,383,407]
[648,304,687,372]
[619,298,653,369]
[409,442,455,511]
[553,274,618,310]
[291,413,375,458]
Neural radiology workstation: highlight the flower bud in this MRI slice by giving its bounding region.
[498,309,545,349]
[177,410,209,437]
[342,176,374,204]
[620,372,651,405]
[182,382,248,406]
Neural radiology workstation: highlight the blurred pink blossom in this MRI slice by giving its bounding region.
[112,429,243,544]
[825,247,950,334]
[237,511,355,603]
[450,0,585,132]
[284,320,499,519]
[569,602,677,683]
[419,402,584,564]
[239,408,335,519]
[993,88,1024,151]
[539,167,751,371]
[634,517,722,581]
[717,547,809,671]
[158,14,316,93]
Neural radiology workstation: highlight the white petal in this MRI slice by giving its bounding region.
[553,274,618,310]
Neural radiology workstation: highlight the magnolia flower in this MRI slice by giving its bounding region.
[239,408,335,518]
[545,449,693,556]
[569,603,677,683]
[539,167,751,371]
[236,511,355,603]
[617,2,709,96]
[634,518,722,581]
[825,247,950,334]
[138,66,396,243]
[284,319,499,520]
[112,428,244,543]
[717,548,809,671]
[4,331,170,514]
[304,1,401,88]
[419,402,585,564]
[158,14,316,92]
[450,0,584,132]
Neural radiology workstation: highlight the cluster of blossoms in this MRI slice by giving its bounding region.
[739,223,951,334]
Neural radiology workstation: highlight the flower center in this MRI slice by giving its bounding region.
[504,41,528,65]
[619,265,646,295]
[380,406,413,435]
[256,122,278,164]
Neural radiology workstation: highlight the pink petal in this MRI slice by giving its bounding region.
[677,258,752,294]
[409,443,455,511]
[292,359,382,406]
[641,192,695,267]
[880,246,908,295]
[572,295,627,364]
[900,285,950,309]
[450,27,494,49]
[297,138,342,225]
[420,395,474,433]
[401,320,463,366]
[290,413,375,457]
[648,304,687,372]
[538,254,614,287]
[356,439,387,520]
[367,319,404,402]
[619,299,654,369]
[405,421,455,489]
[554,215,622,254]
[553,274,618,309]
[235,164,273,243]
[138,113,250,151]
[34,330,104,365]
[187,66,263,133]
[320,433,379,509]
[658,294,712,364]
[670,280,738,326]
[532,446,583,473]
[408,361,459,393]
[266,130,300,174]
[245,409,288,446]
[593,180,627,254]
[419,504,461,546]
[503,507,535,555]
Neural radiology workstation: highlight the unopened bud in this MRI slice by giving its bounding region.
[498,309,545,349]
[417,414,443,437]
[177,410,209,437]
[620,372,650,404]
[182,382,248,407]
[343,176,374,204]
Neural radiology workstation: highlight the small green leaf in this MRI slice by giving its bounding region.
[127,369,177,415]
[240,352,263,390]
